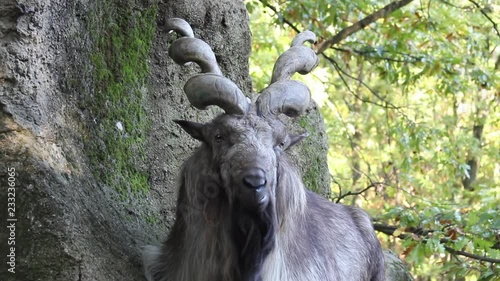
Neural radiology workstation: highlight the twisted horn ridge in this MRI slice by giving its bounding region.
[166,18,194,38]
[257,31,319,117]
[167,18,249,115]
[256,80,311,117]
[271,31,318,83]
[185,74,249,115]
[169,38,222,75]
[270,46,318,83]
[290,30,316,47]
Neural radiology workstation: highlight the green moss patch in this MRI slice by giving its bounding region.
[86,0,158,198]
[298,116,323,193]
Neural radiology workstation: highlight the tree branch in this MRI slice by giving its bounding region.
[468,0,500,38]
[257,0,301,33]
[374,223,500,263]
[444,245,500,264]
[321,53,402,110]
[334,181,384,203]
[331,46,424,63]
[316,0,415,54]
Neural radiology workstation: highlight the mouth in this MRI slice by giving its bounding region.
[255,188,267,204]
[234,181,270,213]
[254,188,268,211]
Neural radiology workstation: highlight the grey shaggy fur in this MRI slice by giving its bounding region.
[143,109,385,281]
[143,17,385,281]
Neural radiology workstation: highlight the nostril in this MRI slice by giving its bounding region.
[243,176,266,189]
[242,168,267,189]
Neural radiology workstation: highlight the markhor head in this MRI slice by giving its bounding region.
[167,18,318,213]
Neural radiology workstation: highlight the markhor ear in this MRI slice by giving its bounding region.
[287,131,309,150]
[174,120,205,141]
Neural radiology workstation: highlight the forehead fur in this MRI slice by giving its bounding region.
[208,112,286,138]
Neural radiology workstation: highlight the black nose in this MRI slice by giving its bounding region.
[242,168,267,189]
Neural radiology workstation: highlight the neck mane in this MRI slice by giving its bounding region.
[177,149,307,281]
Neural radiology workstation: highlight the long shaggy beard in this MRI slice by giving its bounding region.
[232,202,277,281]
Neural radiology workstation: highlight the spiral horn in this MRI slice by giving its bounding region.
[167,18,249,115]
[256,30,319,117]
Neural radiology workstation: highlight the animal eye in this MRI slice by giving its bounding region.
[215,134,224,142]
[278,140,286,148]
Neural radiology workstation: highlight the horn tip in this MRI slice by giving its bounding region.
[291,30,317,47]
[166,17,195,38]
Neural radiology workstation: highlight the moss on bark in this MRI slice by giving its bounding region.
[85,0,158,197]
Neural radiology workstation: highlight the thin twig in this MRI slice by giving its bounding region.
[321,53,401,109]
[468,0,500,38]
[334,182,385,203]
[439,0,471,10]
[330,46,424,64]
[316,0,415,54]
[258,0,301,33]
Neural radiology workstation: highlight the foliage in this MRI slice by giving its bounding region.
[86,0,158,198]
[246,0,500,279]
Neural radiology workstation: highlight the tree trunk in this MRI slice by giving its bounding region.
[0,0,409,279]
[0,0,330,280]
[462,124,483,191]
[0,0,253,279]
